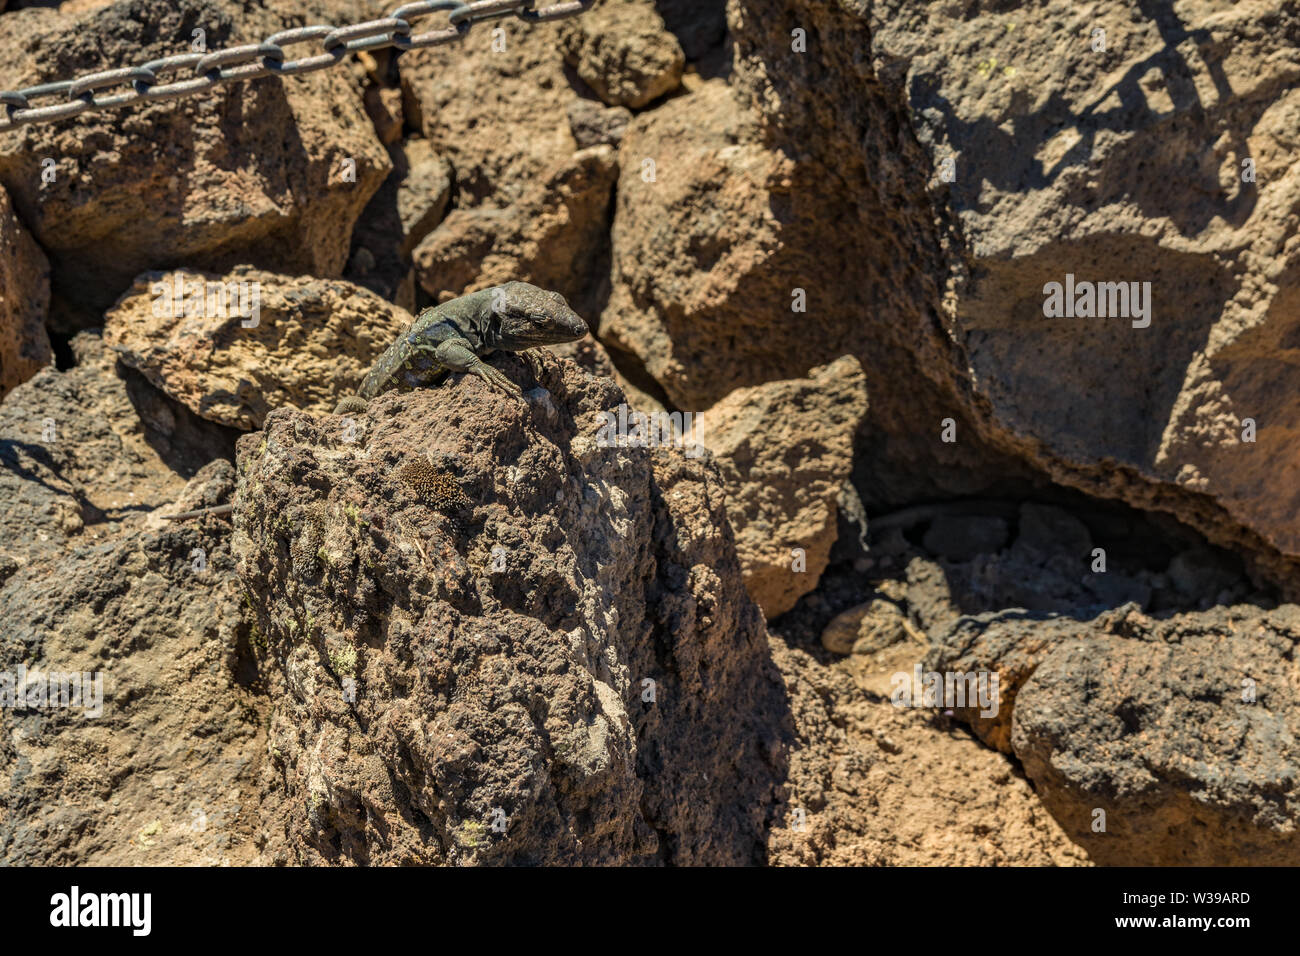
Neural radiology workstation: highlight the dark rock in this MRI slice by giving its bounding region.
[922,514,1008,561]
[568,99,633,148]
[655,0,727,60]
[1015,503,1092,561]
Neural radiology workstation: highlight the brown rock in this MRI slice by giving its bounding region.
[820,599,914,656]
[396,138,452,259]
[0,185,51,397]
[0,515,269,865]
[8,0,1300,872]
[856,0,1300,552]
[724,0,1300,587]
[412,145,617,305]
[700,356,868,619]
[231,357,787,864]
[559,0,685,109]
[399,17,617,309]
[104,267,412,430]
[546,334,667,421]
[600,80,782,406]
[0,331,235,562]
[602,34,1019,505]
[0,1,390,328]
[930,603,1300,864]
[400,16,575,203]
[0,331,263,865]
[767,638,1088,866]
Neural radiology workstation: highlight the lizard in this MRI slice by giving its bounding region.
[332,281,588,416]
[163,282,587,521]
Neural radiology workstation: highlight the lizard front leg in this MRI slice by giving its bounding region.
[434,338,523,398]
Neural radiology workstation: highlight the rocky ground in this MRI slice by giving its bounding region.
[1,0,1298,865]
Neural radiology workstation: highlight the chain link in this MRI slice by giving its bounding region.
[0,0,593,132]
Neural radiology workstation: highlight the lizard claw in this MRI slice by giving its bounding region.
[472,362,523,399]
[522,347,551,384]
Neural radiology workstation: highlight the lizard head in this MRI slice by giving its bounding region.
[490,282,588,349]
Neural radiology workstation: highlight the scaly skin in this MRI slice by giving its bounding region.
[334,282,588,414]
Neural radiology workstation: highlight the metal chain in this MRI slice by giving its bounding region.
[0,0,594,132]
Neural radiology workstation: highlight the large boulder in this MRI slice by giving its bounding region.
[0,503,268,866]
[0,0,390,330]
[870,0,1300,574]
[231,356,788,864]
[0,333,266,865]
[719,0,1300,587]
[104,267,412,430]
[0,185,51,398]
[0,332,235,565]
[929,602,1300,864]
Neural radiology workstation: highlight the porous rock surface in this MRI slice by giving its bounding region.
[0,334,266,865]
[400,18,621,311]
[699,355,869,619]
[723,0,1300,587]
[558,0,686,109]
[232,356,788,864]
[0,186,51,398]
[6,0,1300,870]
[0,502,267,866]
[105,267,413,430]
[929,602,1300,865]
[0,332,235,564]
[0,0,390,329]
[412,145,618,309]
[767,638,1089,866]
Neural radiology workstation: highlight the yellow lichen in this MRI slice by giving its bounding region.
[395,460,472,514]
[328,644,358,677]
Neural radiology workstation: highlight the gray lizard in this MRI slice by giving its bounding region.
[333,281,588,415]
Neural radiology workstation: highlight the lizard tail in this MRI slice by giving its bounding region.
[334,396,369,416]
